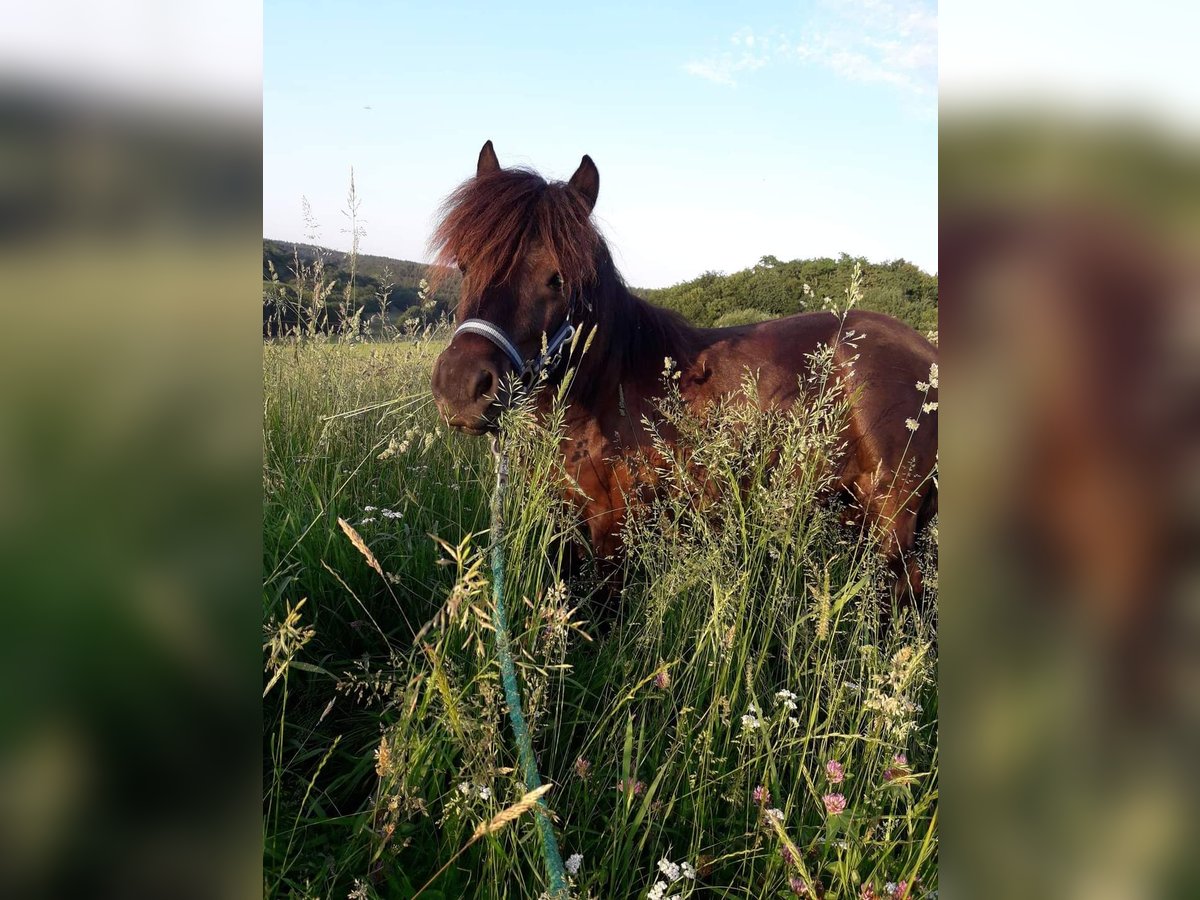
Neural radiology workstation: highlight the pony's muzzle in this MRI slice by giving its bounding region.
[431,337,508,433]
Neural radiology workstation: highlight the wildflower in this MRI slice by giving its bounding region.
[775,689,798,711]
[915,380,929,392]
[478,786,491,800]
[922,401,938,414]
[457,781,472,796]
[654,669,671,690]
[825,759,845,784]
[788,716,800,728]
[885,884,898,897]
[779,845,796,866]
[765,807,785,823]
[789,875,809,895]
[929,362,938,389]
[741,712,761,731]
[753,784,770,805]
[905,418,919,432]
[860,884,878,900]
[657,857,681,882]
[565,853,583,875]
[681,861,696,879]
[574,756,591,779]
[616,778,646,796]
[363,505,377,512]
[348,878,369,900]
[822,792,847,815]
[647,880,668,900]
[892,881,909,898]
[359,517,376,525]
[883,753,910,782]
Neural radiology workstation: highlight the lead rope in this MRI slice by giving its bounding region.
[489,434,568,898]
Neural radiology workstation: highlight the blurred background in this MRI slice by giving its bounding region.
[1,0,1197,897]
[0,1,261,897]
[941,2,1200,897]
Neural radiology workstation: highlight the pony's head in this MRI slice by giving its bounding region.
[430,141,602,433]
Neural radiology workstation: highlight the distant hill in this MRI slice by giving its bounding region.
[262,240,937,335]
[262,239,460,331]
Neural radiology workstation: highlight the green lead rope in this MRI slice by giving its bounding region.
[489,437,568,897]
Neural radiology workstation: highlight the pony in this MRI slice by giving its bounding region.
[430,142,938,599]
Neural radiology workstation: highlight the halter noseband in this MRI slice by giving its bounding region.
[452,292,579,385]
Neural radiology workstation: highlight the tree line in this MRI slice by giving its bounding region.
[263,241,936,337]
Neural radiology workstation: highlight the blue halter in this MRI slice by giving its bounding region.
[452,313,577,385]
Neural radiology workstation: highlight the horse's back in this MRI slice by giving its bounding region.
[696,309,936,408]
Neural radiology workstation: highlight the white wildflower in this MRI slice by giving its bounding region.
[923,401,938,414]
[478,786,491,800]
[905,418,919,432]
[658,858,681,882]
[359,517,376,525]
[681,861,696,879]
[363,505,377,512]
[457,781,472,796]
[565,852,583,875]
[775,689,798,711]
[648,880,668,900]
[766,807,785,822]
[741,713,761,731]
[929,362,938,388]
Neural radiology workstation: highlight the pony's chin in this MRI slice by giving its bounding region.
[445,417,496,436]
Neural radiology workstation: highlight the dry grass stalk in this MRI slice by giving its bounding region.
[338,516,385,579]
[471,783,554,840]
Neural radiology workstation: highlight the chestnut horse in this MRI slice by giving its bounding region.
[430,142,938,598]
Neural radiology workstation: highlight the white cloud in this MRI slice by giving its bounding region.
[684,27,773,85]
[684,1,936,105]
[683,51,768,86]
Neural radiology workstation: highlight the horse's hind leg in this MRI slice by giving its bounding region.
[862,477,927,610]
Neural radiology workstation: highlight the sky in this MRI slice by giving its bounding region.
[264,0,938,287]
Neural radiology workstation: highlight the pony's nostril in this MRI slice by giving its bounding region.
[472,368,495,401]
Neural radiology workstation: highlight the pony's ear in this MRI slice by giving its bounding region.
[567,154,599,212]
[477,140,500,177]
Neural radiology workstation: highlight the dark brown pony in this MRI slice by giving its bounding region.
[430,142,938,597]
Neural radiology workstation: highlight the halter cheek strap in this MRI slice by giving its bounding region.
[452,315,577,383]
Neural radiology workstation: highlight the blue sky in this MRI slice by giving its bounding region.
[264,0,937,287]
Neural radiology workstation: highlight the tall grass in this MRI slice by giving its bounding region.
[264,327,937,899]
[263,188,936,897]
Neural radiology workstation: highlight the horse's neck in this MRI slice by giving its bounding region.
[610,286,702,381]
[566,285,703,435]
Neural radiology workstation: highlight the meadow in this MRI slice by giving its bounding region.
[263,310,938,899]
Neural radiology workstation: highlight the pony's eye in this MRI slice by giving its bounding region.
[548,272,563,290]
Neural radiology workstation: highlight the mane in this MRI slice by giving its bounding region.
[428,166,700,399]
[428,168,600,301]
